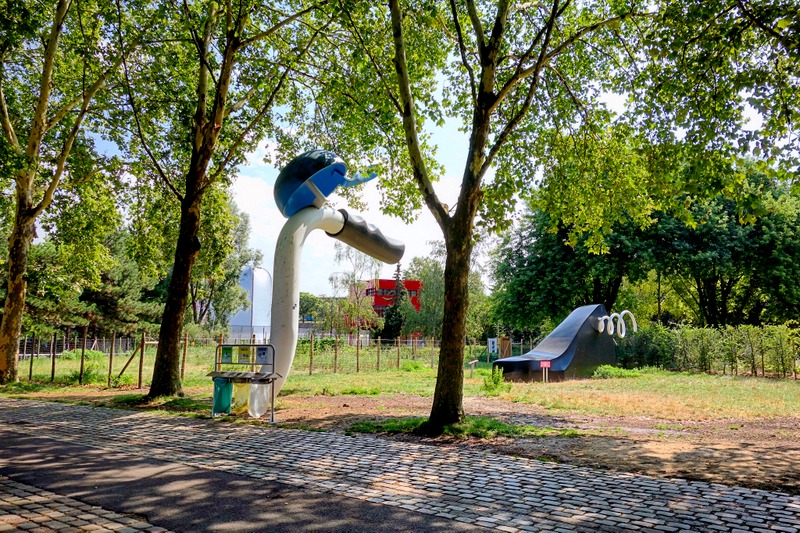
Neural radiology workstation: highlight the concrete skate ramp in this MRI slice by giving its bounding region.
[493,304,616,381]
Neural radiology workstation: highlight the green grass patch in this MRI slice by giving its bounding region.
[339,387,381,396]
[506,369,800,419]
[592,365,641,379]
[400,360,427,372]
[349,416,580,439]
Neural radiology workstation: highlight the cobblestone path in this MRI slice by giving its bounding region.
[0,398,798,532]
[0,475,170,533]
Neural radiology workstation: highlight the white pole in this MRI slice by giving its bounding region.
[263,207,346,395]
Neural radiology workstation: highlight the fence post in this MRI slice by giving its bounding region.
[107,332,116,388]
[377,337,381,372]
[412,337,417,360]
[50,333,56,382]
[356,328,360,373]
[79,327,88,385]
[309,332,314,375]
[396,337,400,368]
[334,335,339,373]
[28,336,35,381]
[138,331,145,389]
[181,332,188,381]
[430,339,435,369]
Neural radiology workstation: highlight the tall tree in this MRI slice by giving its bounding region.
[492,209,647,330]
[647,168,800,327]
[189,196,261,328]
[113,0,327,397]
[337,0,656,431]
[401,255,444,340]
[0,0,134,382]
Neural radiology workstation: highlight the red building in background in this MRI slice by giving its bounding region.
[362,279,422,317]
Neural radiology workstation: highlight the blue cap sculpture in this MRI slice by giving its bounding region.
[274,149,376,218]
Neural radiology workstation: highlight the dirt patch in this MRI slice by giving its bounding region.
[273,394,800,495]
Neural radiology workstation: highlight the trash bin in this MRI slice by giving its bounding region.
[231,379,250,415]
[248,379,270,418]
[212,377,233,417]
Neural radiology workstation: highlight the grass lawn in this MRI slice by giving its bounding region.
[3,347,800,422]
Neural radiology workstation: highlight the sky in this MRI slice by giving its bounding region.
[232,120,470,296]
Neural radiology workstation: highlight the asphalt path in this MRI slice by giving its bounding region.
[0,429,486,532]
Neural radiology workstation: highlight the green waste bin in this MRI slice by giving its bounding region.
[212,377,233,416]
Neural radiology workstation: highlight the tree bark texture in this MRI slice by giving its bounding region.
[148,193,203,397]
[427,237,472,431]
[0,201,36,384]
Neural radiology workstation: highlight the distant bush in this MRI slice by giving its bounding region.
[480,367,511,396]
[616,323,799,378]
[592,365,640,379]
[59,349,106,361]
[400,360,426,372]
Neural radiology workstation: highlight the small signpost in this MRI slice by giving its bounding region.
[540,360,551,383]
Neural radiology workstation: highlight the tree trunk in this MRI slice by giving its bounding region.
[148,192,203,397]
[0,202,36,384]
[426,228,471,432]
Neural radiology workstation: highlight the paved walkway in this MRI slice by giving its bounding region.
[0,475,169,533]
[0,398,798,532]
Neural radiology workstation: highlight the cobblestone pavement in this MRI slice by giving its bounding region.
[0,475,170,533]
[1,398,799,533]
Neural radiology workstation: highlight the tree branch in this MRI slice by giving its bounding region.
[240,3,323,47]
[341,2,403,114]
[25,0,72,187]
[115,0,182,201]
[735,0,796,52]
[389,0,449,230]
[465,0,486,55]
[492,0,566,113]
[481,0,559,177]
[449,0,477,105]
[545,12,649,61]
[0,77,20,149]
[212,20,331,184]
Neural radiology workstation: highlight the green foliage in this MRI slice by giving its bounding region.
[63,364,105,386]
[328,242,383,333]
[340,387,381,396]
[634,0,799,171]
[492,209,649,330]
[592,365,641,379]
[299,292,322,321]
[616,325,678,369]
[480,367,512,397]
[189,197,260,329]
[58,349,107,362]
[617,323,800,377]
[349,416,579,439]
[400,253,444,338]
[400,360,426,372]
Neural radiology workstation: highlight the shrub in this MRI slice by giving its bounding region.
[63,364,105,385]
[400,360,426,372]
[616,324,676,369]
[59,349,106,361]
[592,365,640,379]
[480,367,511,396]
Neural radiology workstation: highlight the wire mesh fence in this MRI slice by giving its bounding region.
[15,332,491,387]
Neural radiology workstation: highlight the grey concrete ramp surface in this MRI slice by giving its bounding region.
[0,398,799,532]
